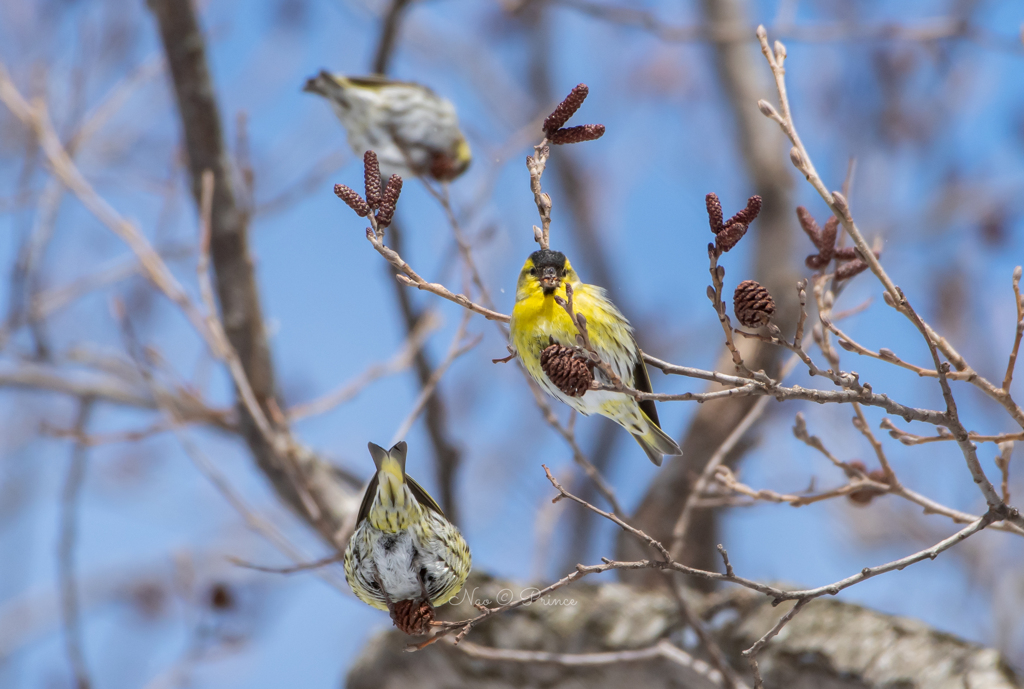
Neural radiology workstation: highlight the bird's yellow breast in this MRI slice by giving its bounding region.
[511,284,580,359]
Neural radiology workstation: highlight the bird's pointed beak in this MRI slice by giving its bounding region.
[303,70,336,95]
[540,266,560,294]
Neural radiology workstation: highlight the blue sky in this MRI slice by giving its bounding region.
[2,0,1024,686]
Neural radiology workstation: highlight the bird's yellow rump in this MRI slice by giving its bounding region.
[510,249,682,465]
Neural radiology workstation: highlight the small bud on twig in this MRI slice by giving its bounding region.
[832,191,850,218]
[544,84,589,135]
[334,184,369,217]
[774,40,787,63]
[789,147,804,169]
[757,99,780,121]
[548,124,605,145]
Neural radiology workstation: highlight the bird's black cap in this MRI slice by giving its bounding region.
[529,249,566,270]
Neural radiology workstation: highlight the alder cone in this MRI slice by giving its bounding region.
[540,343,593,397]
[391,598,434,636]
[733,280,776,328]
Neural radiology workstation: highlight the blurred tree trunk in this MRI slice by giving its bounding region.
[347,575,1022,689]
[618,0,798,589]
[149,0,358,545]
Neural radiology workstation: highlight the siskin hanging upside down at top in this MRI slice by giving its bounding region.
[303,72,471,182]
[510,249,682,466]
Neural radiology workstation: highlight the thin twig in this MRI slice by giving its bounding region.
[741,599,810,688]
[669,355,797,557]
[1003,266,1024,392]
[389,310,482,445]
[544,465,669,560]
[664,579,749,689]
[58,399,95,689]
[229,551,345,575]
[366,231,509,322]
[287,311,440,421]
[901,291,1023,527]
[996,442,1014,504]
[0,65,215,345]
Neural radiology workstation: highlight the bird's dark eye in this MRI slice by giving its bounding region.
[369,581,380,590]
[529,268,537,276]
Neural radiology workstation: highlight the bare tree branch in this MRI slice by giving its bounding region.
[149,0,356,545]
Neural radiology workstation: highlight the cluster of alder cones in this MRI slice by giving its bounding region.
[798,206,878,279]
[333,151,404,228]
[706,192,762,255]
[703,194,883,330]
[542,84,605,145]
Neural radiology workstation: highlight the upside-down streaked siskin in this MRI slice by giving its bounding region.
[303,72,471,182]
[510,249,682,466]
[343,442,471,616]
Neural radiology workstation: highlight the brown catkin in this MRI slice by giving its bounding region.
[796,206,822,247]
[548,124,605,145]
[820,216,839,260]
[540,343,593,397]
[716,223,747,253]
[733,280,776,328]
[375,175,404,228]
[724,195,762,230]
[364,150,382,209]
[835,259,870,280]
[805,253,831,270]
[543,84,589,134]
[706,193,724,234]
[333,184,369,217]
